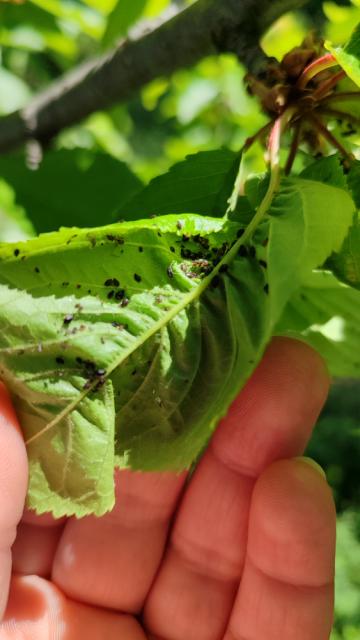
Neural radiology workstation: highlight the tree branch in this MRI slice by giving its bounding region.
[0,0,308,153]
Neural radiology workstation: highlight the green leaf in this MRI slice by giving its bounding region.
[0,215,270,516]
[0,177,356,517]
[347,159,360,208]
[244,173,270,209]
[267,178,355,324]
[102,0,147,48]
[118,150,243,220]
[0,180,35,243]
[327,214,360,290]
[327,22,360,87]
[0,149,142,234]
[300,154,347,189]
[276,271,360,378]
[0,68,32,115]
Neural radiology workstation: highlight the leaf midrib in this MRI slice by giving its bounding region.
[25,225,252,445]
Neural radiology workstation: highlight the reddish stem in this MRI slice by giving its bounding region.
[243,121,273,152]
[297,53,338,89]
[268,116,282,168]
[313,70,346,100]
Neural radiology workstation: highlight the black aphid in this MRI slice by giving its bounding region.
[134,273,142,283]
[115,289,126,300]
[238,245,248,257]
[120,298,129,307]
[107,290,115,299]
[219,264,229,274]
[138,246,144,253]
[167,265,174,278]
[63,314,74,325]
[176,220,184,230]
[259,260,267,268]
[56,356,65,365]
[112,321,125,329]
[106,234,124,244]
[14,249,20,257]
[34,267,40,273]
[104,278,120,287]
[264,284,269,294]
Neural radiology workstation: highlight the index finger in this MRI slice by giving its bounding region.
[0,383,28,618]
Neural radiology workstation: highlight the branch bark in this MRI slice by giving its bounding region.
[0,0,308,153]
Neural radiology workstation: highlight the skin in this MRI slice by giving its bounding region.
[0,337,336,639]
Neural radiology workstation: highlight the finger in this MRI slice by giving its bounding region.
[12,521,65,578]
[52,469,186,611]
[224,459,336,640]
[0,384,28,618]
[22,508,66,527]
[0,575,146,640]
[143,338,330,640]
[13,507,67,578]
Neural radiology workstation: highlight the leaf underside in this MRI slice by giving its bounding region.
[0,176,357,518]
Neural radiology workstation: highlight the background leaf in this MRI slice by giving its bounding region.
[118,149,242,219]
[267,178,355,324]
[300,154,348,189]
[328,21,360,87]
[276,270,360,377]
[327,214,360,289]
[347,159,360,208]
[0,149,143,233]
[102,0,147,48]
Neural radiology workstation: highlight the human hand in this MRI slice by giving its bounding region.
[0,337,336,639]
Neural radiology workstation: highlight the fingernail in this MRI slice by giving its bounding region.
[296,456,327,481]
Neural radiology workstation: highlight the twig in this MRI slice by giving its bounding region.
[0,0,310,153]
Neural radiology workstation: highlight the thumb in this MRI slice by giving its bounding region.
[0,383,28,618]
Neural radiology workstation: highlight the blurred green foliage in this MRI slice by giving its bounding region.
[0,0,359,635]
